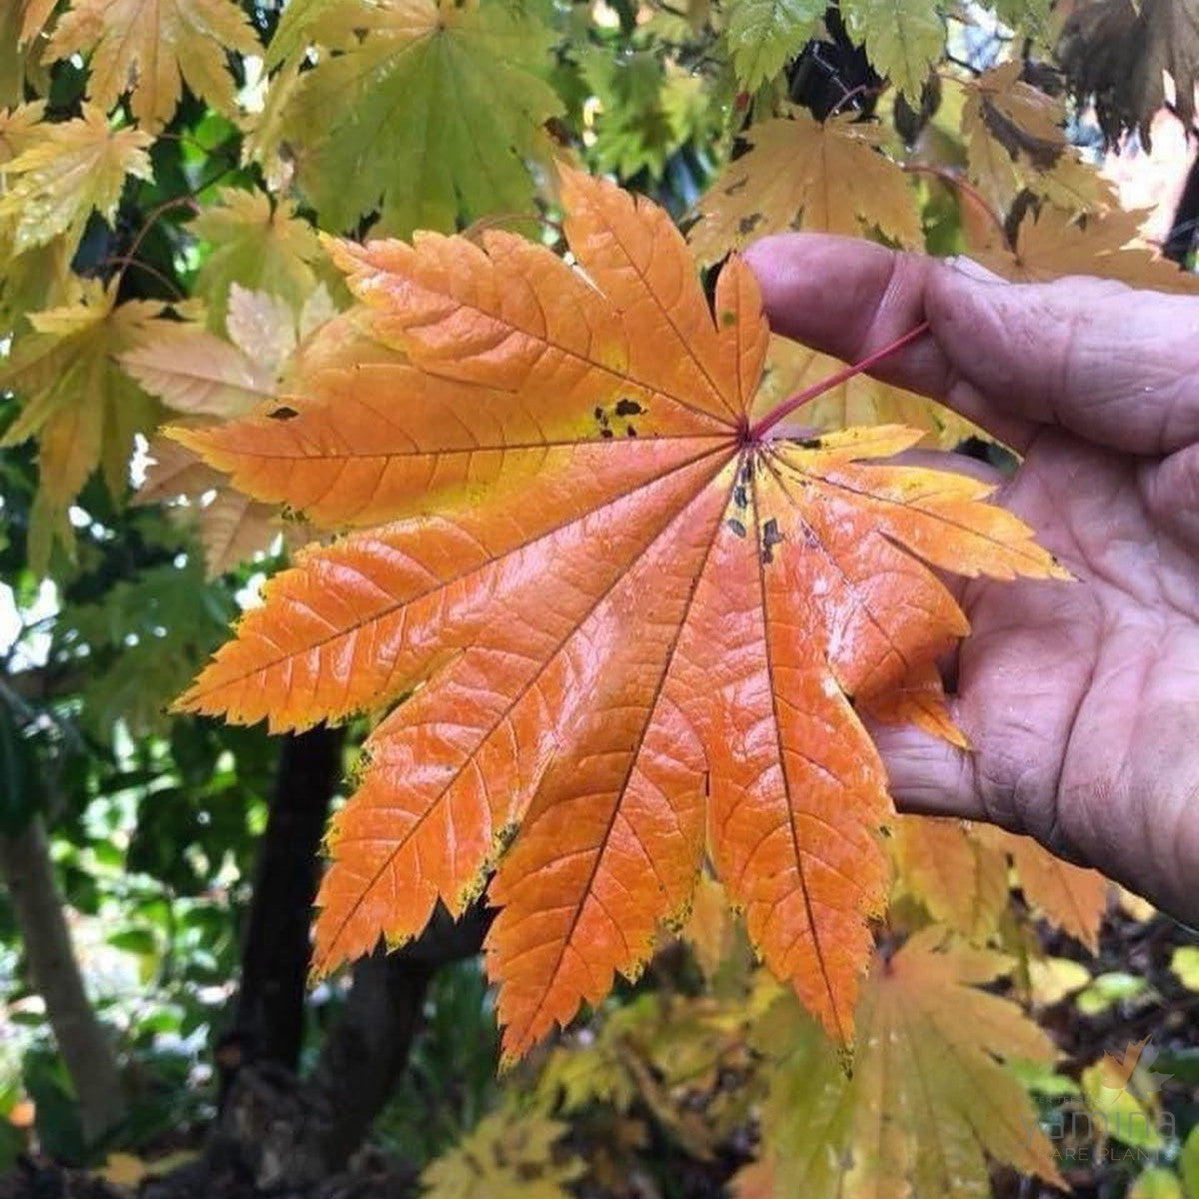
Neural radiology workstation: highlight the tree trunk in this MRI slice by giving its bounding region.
[219,725,345,1094]
[310,904,492,1171]
[152,906,492,1197]
[309,952,434,1172]
[0,815,126,1144]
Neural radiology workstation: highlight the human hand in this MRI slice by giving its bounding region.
[745,234,1199,926]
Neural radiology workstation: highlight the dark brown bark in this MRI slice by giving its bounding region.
[312,903,493,1171]
[151,905,491,1196]
[0,816,126,1144]
[220,725,344,1093]
[311,953,434,1172]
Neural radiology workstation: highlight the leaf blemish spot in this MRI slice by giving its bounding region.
[761,517,784,564]
[268,406,299,421]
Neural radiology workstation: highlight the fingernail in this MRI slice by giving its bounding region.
[947,256,1005,284]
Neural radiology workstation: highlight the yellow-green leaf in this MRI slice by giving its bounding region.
[189,189,325,331]
[1172,945,1199,991]
[0,280,166,571]
[841,0,943,99]
[724,0,824,91]
[43,0,259,132]
[421,1106,584,1199]
[0,106,152,253]
[751,929,1062,1198]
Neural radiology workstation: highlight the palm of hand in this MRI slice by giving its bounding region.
[953,430,1199,917]
[744,232,1199,920]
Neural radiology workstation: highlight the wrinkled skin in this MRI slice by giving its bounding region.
[746,235,1199,927]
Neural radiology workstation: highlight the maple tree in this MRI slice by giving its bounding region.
[2,0,1199,1196]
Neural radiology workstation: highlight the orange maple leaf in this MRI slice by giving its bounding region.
[171,167,1065,1059]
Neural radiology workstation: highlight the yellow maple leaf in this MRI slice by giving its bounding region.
[978,205,1199,293]
[1081,1038,1171,1153]
[0,99,44,165]
[0,280,166,571]
[0,104,76,332]
[689,109,921,266]
[680,874,740,982]
[960,64,1114,217]
[975,825,1109,952]
[0,105,152,253]
[894,816,1010,942]
[747,928,1063,1198]
[421,1106,584,1199]
[0,0,57,105]
[43,0,259,132]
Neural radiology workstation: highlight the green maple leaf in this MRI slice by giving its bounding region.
[580,50,676,179]
[0,280,166,572]
[266,0,564,236]
[841,0,943,99]
[724,0,824,90]
[262,0,343,69]
[61,558,236,737]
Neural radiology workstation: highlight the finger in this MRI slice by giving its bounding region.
[865,720,983,819]
[745,233,1199,457]
[1142,440,1199,549]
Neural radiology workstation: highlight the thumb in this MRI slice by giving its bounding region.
[925,254,1199,456]
[864,719,983,820]
[745,233,1199,456]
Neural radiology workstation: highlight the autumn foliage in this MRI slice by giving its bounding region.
[4,0,1199,1193]
[169,166,1067,1057]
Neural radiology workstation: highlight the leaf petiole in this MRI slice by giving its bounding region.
[747,321,931,442]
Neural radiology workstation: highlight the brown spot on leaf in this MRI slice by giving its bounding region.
[761,517,784,564]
